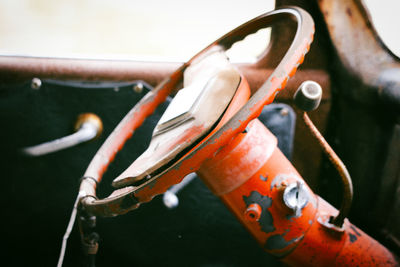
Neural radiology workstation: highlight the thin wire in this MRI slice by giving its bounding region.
[57,193,82,267]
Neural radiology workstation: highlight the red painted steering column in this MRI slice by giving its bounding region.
[199,118,397,266]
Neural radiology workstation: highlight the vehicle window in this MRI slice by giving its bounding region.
[0,0,273,62]
[363,0,400,57]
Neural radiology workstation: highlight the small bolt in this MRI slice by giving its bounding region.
[31,78,42,90]
[244,203,262,222]
[133,83,144,94]
[280,108,289,116]
[283,181,308,217]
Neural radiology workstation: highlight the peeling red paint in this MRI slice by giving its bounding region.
[80,6,315,218]
[77,7,398,266]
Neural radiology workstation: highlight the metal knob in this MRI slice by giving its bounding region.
[294,80,322,111]
[162,173,197,209]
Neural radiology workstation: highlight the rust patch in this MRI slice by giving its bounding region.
[80,7,315,216]
[265,233,303,251]
[244,191,275,233]
[346,7,352,17]
[349,233,357,243]
[350,225,361,237]
[260,174,268,182]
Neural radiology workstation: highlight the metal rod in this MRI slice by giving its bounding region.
[21,113,102,157]
[302,112,353,227]
[162,173,197,209]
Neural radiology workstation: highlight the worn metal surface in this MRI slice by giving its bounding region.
[75,6,398,264]
[0,0,399,264]
[319,0,400,110]
[200,119,396,266]
[285,197,397,266]
[317,0,400,252]
[0,56,330,91]
[202,120,318,258]
[78,7,315,216]
[112,49,241,187]
[302,112,353,227]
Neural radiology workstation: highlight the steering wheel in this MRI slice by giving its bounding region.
[79,7,314,217]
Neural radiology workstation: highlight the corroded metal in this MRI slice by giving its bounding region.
[79,7,315,216]
[319,0,400,110]
[200,119,396,265]
[303,112,353,227]
[318,0,400,250]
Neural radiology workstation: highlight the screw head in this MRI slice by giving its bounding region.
[31,78,42,90]
[283,181,308,217]
[133,83,144,94]
[280,108,289,116]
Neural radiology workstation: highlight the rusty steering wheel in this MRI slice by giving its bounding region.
[79,7,315,217]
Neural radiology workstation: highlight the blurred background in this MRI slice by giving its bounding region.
[0,0,398,61]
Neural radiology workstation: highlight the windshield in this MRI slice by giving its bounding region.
[363,0,400,57]
[0,0,273,62]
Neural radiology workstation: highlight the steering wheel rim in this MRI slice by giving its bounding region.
[79,6,315,216]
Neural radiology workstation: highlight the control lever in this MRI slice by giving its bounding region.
[22,113,103,157]
[294,80,353,227]
[162,173,197,209]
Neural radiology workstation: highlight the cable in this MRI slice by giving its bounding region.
[57,192,83,267]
